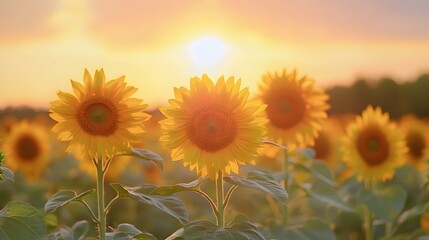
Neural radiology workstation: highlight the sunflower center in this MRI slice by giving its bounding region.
[187,108,237,152]
[406,131,425,160]
[314,131,331,161]
[265,90,306,129]
[15,134,40,162]
[77,98,118,136]
[356,126,389,166]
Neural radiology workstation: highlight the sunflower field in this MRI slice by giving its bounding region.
[1,1,429,240]
[1,68,429,240]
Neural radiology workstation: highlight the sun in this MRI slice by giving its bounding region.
[187,36,228,69]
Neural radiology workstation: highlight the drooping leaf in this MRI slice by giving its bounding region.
[165,217,266,240]
[71,220,89,240]
[282,220,336,240]
[110,183,188,224]
[224,170,287,205]
[0,201,46,240]
[117,223,142,235]
[294,161,336,187]
[44,189,95,214]
[300,181,353,212]
[0,167,14,182]
[106,232,131,240]
[261,139,315,159]
[130,148,164,170]
[359,184,407,221]
[151,177,207,196]
[398,202,429,224]
[106,223,157,240]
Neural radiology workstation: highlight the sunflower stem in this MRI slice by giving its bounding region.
[78,200,99,224]
[364,179,374,240]
[193,188,219,219]
[95,157,107,240]
[223,185,237,207]
[283,149,289,225]
[385,222,393,238]
[216,171,225,228]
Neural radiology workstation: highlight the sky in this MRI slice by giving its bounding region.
[1,0,429,109]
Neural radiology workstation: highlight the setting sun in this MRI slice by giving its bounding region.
[187,36,228,70]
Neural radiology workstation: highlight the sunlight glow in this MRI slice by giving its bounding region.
[187,36,228,69]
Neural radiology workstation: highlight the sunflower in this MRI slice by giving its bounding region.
[341,106,407,181]
[258,69,329,152]
[312,117,345,168]
[50,69,150,160]
[160,74,267,179]
[399,115,429,171]
[2,121,50,180]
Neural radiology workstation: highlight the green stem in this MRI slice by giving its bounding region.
[216,171,225,227]
[96,157,106,240]
[283,150,289,189]
[283,150,289,225]
[78,200,99,224]
[194,189,219,219]
[385,222,392,238]
[364,179,373,240]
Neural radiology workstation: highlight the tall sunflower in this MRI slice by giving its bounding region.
[50,69,150,160]
[258,69,329,152]
[399,115,429,171]
[2,121,50,180]
[341,106,407,181]
[160,74,267,179]
[313,117,344,168]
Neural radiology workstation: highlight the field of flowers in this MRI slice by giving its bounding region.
[0,69,428,240]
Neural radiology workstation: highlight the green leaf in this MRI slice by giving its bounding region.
[132,233,157,240]
[300,181,353,212]
[0,152,5,163]
[294,161,336,187]
[398,202,429,224]
[44,189,95,214]
[151,177,207,196]
[224,170,288,205]
[106,232,131,240]
[0,167,14,182]
[262,139,315,159]
[166,218,266,240]
[283,220,336,240]
[359,184,407,221]
[71,220,89,240]
[130,148,164,170]
[0,201,46,240]
[106,223,157,240]
[110,183,188,224]
[117,223,142,235]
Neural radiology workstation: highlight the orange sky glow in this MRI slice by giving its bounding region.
[1,0,428,109]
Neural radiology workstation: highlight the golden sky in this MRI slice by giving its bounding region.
[1,0,429,109]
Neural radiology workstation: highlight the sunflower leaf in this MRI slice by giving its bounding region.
[109,183,188,225]
[151,177,207,196]
[279,220,336,240]
[299,181,353,212]
[0,201,46,240]
[165,218,266,240]
[359,184,407,221]
[224,170,288,205]
[130,148,164,170]
[105,223,157,240]
[0,166,14,182]
[294,161,336,187]
[44,189,95,214]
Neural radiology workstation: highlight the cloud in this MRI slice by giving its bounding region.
[0,0,59,43]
